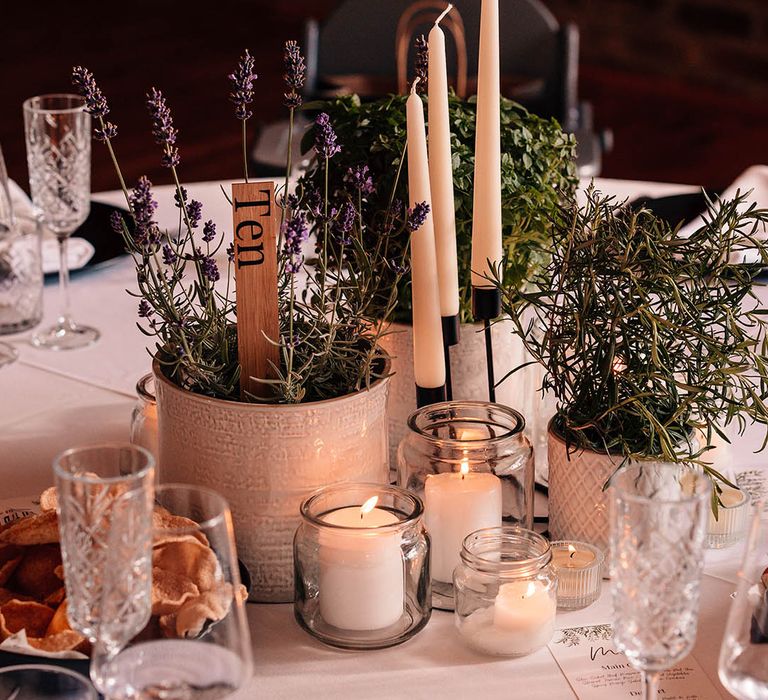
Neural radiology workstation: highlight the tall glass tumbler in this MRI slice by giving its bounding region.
[24,94,98,350]
[609,462,711,700]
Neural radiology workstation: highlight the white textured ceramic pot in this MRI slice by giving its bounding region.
[380,320,550,475]
[153,357,391,603]
[547,422,621,555]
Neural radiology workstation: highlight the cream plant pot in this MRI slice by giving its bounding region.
[380,320,551,475]
[547,423,621,555]
[153,358,391,603]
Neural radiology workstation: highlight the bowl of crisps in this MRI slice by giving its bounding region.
[0,487,251,672]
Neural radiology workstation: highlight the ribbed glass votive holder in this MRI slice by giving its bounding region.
[707,487,751,549]
[549,540,603,610]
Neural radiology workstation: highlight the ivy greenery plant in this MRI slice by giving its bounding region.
[299,93,578,322]
[494,187,768,502]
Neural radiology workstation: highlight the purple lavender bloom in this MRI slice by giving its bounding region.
[162,244,177,266]
[71,66,110,118]
[187,200,202,229]
[282,211,309,274]
[110,210,124,236]
[146,88,180,168]
[314,113,341,160]
[202,220,216,243]
[344,164,375,195]
[226,242,235,263]
[407,201,430,232]
[129,176,159,245]
[94,121,118,142]
[138,299,153,318]
[334,201,356,245]
[229,49,257,121]
[174,187,187,208]
[388,258,410,275]
[197,249,220,282]
[283,40,306,109]
[413,35,428,91]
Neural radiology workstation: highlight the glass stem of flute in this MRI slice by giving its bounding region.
[57,234,72,326]
[643,670,660,700]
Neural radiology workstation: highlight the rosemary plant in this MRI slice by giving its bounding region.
[494,187,768,502]
[72,42,424,403]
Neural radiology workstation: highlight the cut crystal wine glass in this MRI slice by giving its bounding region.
[719,506,768,699]
[609,462,711,700]
[24,94,98,350]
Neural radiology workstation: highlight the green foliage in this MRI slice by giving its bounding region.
[299,93,578,322]
[495,187,768,476]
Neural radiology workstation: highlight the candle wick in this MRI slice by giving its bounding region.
[569,551,575,559]
[435,3,453,26]
[410,76,421,95]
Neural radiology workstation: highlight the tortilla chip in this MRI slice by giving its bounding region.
[28,629,89,654]
[44,587,66,607]
[0,511,59,545]
[153,507,208,546]
[10,544,63,599]
[0,588,32,606]
[172,583,235,639]
[39,486,58,512]
[151,567,199,616]
[0,599,55,637]
[54,564,64,580]
[0,544,23,587]
[152,540,219,592]
[46,600,71,636]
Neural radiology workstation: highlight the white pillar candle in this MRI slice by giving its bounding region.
[319,497,404,631]
[470,0,503,288]
[459,580,556,656]
[428,5,460,318]
[424,461,502,583]
[407,82,446,389]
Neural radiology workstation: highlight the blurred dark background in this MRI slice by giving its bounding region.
[2,0,766,193]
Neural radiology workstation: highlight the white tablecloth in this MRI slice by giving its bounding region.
[0,176,761,698]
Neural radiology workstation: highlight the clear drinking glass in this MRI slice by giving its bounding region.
[609,462,711,700]
[130,373,159,465]
[23,94,98,350]
[98,484,254,700]
[53,444,155,692]
[0,664,97,700]
[719,507,768,699]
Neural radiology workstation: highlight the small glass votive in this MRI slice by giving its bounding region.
[0,214,43,335]
[130,373,158,466]
[708,486,751,549]
[549,540,603,610]
[453,526,557,657]
[397,401,534,610]
[294,482,431,650]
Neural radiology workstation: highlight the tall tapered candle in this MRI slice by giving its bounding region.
[406,80,446,392]
[428,4,460,318]
[471,0,503,288]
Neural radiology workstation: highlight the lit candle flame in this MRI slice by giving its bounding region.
[568,544,577,558]
[524,582,537,598]
[360,496,378,518]
[460,458,469,479]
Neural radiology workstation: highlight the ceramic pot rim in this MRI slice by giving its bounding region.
[152,351,391,412]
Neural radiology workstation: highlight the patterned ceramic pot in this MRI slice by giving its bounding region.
[547,421,621,556]
[153,357,391,603]
[380,321,551,479]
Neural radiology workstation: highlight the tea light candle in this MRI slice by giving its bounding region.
[425,460,502,583]
[459,580,556,656]
[549,541,603,610]
[708,486,751,549]
[319,496,404,631]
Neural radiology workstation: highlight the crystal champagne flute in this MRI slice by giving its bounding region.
[24,94,98,350]
[609,462,711,700]
[0,143,19,366]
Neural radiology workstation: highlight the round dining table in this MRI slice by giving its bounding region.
[1,175,764,699]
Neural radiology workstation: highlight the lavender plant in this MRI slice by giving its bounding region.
[72,42,423,403]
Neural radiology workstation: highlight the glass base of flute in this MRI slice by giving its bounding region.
[0,341,17,367]
[30,234,99,350]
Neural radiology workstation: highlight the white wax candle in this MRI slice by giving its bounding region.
[459,580,556,656]
[406,84,446,389]
[709,486,749,537]
[424,465,502,583]
[551,545,596,569]
[470,0,503,288]
[428,8,460,318]
[319,499,404,631]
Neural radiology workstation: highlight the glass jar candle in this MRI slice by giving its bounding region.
[130,373,158,467]
[454,526,557,656]
[294,482,430,650]
[707,486,751,549]
[0,215,43,335]
[549,540,603,610]
[397,401,534,609]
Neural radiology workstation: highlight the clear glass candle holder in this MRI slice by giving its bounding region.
[294,482,431,650]
[130,373,158,467]
[707,486,751,549]
[549,540,603,610]
[397,401,534,610]
[454,526,557,657]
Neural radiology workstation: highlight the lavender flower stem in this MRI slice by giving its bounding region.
[242,119,249,184]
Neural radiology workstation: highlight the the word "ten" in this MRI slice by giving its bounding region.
[234,188,272,268]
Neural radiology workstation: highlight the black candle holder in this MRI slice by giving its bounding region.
[416,384,447,408]
[441,315,460,401]
[471,287,502,403]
